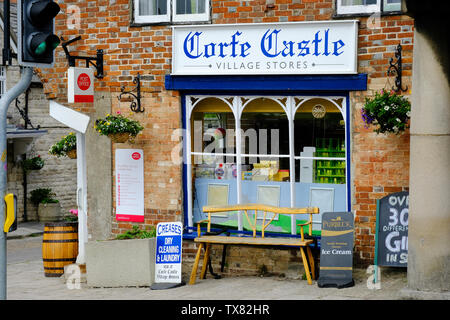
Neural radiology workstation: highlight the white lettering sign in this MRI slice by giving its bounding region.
[172,21,358,75]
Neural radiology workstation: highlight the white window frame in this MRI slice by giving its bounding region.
[134,0,209,24]
[336,0,401,15]
[185,95,349,235]
[383,0,401,12]
[134,0,171,24]
[337,0,381,15]
[173,0,210,22]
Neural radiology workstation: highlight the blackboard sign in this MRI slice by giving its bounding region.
[375,191,409,267]
[318,212,354,288]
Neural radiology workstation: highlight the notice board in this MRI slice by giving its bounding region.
[318,211,354,288]
[115,149,144,222]
[375,191,409,267]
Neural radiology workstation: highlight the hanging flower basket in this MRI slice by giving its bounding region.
[66,149,77,159]
[95,111,143,143]
[22,155,45,172]
[107,132,130,143]
[361,89,411,134]
[49,133,77,158]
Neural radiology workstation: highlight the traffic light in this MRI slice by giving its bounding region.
[18,0,61,67]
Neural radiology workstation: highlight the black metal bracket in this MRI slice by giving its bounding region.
[118,73,144,113]
[61,36,104,79]
[15,92,40,130]
[387,44,408,93]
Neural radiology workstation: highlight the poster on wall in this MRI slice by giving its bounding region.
[115,149,144,222]
[151,222,185,290]
[318,211,354,288]
[375,191,409,267]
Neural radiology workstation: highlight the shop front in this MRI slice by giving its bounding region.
[166,20,367,239]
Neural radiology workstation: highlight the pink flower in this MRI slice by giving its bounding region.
[69,209,78,216]
[116,110,121,115]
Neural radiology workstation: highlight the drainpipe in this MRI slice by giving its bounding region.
[0,67,33,300]
[22,87,30,222]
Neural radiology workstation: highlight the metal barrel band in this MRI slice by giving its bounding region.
[43,258,77,262]
[42,239,78,243]
[43,230,78,234]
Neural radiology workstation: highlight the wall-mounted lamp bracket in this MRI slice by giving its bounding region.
[61,36,104,79]
[387,44,408,93]
[118,73,144,113]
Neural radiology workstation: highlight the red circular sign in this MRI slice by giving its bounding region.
[132,152,141,160]
[77,73,91,91]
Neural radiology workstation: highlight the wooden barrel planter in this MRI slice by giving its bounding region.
[42,222,78,277]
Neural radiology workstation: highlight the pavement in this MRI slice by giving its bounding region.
[4,221,450,304]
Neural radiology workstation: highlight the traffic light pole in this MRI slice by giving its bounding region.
[0,66,33,300]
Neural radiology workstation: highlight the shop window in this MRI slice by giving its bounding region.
[294,98,346,185]
[186,95,349,236]
[134,0,209,24]
[336,0,401,15]
[189,97,237,225]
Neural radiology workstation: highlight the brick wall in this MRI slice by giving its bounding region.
[35,0,413,265]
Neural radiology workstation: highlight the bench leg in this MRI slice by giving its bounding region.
[189,243,204,285]
[200,244,211,279]
[306,246,316,280]
[300,247,312,285]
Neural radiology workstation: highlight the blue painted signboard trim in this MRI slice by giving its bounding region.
[165,74,367,92]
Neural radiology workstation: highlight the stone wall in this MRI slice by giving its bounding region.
[4,66,77,222]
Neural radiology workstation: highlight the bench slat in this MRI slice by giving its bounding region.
[203,204,319,215]
[194,235,313,247]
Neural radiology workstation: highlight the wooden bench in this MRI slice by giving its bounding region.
[189,204,320,285]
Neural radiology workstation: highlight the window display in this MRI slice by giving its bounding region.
[186,95,348,235]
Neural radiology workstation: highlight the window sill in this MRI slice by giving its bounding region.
[130,20,212,28]
[333,10,405,19]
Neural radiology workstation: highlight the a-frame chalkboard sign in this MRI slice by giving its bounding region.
[375,191,409,276]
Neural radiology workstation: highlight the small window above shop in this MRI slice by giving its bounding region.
[336,0,402,16]
[134,0,210,24]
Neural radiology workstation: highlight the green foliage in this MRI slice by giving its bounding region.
[361,89,411,134]
[95,112,144,137]
[30,188,59,205]
[64,209,78,222]
[22,155,44,172]
[49,132,77,157]
[116,225,156,240]
[64,214,78,222]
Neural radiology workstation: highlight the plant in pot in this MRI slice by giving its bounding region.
[85,224,157,287]
[49,132,77,159]
[94,111,144,143]
[22,155,45,173]
[361,89,411,134]
[30,188,62,222]
[64,209,79,223]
